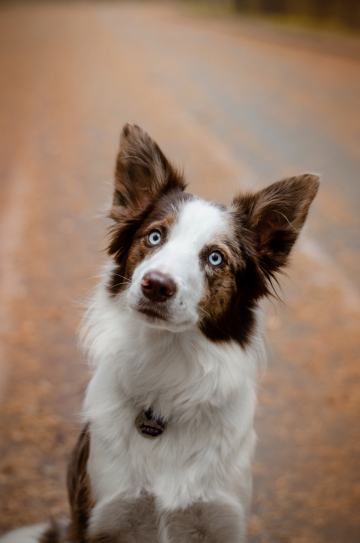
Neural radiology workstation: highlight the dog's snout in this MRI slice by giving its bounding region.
[141,272,176,303]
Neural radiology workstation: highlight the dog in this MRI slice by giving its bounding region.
[1,124,319,543]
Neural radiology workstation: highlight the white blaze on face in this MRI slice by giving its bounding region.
[127,198,229,330]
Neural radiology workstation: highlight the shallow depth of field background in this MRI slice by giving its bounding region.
[0,1,359,541]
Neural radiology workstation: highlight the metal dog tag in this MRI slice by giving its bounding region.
[135,408,166,439]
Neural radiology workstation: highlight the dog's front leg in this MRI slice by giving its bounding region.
[87,493,159,543]
[161,500,246,543]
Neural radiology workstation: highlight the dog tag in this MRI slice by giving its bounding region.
[135,408,166,439]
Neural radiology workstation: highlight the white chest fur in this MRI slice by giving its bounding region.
[82,284,264,526]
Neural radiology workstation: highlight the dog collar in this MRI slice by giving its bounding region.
[135,407,166,439]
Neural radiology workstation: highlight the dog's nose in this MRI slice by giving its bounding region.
[141,272,176,303]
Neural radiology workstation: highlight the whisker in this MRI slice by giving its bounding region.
[113,273,132,284]
[111,282,131,290]
[196,304,212,321]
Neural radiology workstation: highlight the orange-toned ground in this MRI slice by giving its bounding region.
[0,3,359,542]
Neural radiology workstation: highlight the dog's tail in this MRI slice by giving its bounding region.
[0,523,49,543]
[0,520,68,543]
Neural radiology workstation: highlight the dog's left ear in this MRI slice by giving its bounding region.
[233,173,319,283]
[112,124,186,212]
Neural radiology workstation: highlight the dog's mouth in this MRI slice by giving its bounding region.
[136,301,169,321]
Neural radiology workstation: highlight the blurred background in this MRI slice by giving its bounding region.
[0,1,359,541]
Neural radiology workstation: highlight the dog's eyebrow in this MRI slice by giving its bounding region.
[209,237,239,257]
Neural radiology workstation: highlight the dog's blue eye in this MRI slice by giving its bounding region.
[208,251,223,266]
[148,230,162,245]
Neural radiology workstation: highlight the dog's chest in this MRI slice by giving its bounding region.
[83,321,259,528]
[86,377,255,515]
[87,377,227,505]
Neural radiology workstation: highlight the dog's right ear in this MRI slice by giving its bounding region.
[112,124,186,212]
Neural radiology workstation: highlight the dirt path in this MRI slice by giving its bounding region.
[0,3,359,542]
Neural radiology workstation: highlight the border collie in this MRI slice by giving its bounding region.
[1,125,319,543]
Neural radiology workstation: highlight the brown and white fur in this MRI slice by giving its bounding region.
[1,125,319,543]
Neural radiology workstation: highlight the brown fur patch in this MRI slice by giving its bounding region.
[39,520,68,543]
[197,236,254,347]
[64,423,94,543]
[163,501,244,543]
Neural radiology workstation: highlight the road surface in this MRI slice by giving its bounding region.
[0,2,359,542]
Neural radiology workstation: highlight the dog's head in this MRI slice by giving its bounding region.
[108,124,319,346]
